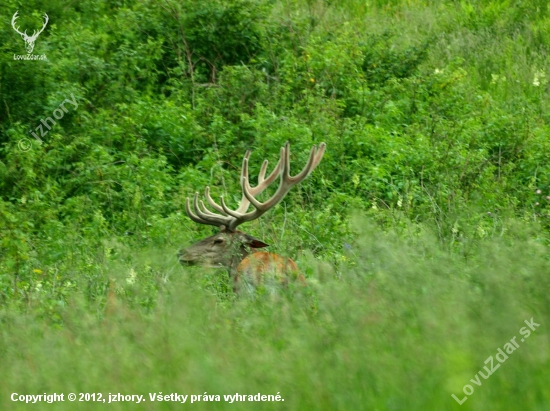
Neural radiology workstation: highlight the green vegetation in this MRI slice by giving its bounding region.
[0,0,549,409]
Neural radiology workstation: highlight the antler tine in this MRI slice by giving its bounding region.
[205,186,225,214]
[224,142,326,230]
[253,154,283,192]
[286,142,326,183]
[185,195,211,226]
[204,186,248,220]
[185,142,325,232]
[185,192,230,228]
[193,195,231,226]
[234,148,284,214]
[257,159,269,184]
[234,150,252,215]
[313,142,327,166]
[242,142,324,210]
[220,196,245,218]
[198,200,223,218]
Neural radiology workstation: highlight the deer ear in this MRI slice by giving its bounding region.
[244,235,269,248]
[250,239,269,248]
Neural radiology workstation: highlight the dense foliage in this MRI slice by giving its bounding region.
[0,0,549,410]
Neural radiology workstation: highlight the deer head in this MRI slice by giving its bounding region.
[11,11,49,54]
[178,141,326,288]
[178,228,269,270]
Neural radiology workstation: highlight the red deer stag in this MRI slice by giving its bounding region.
[178,142,325,293]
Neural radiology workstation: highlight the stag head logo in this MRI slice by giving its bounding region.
[11,11,49,54]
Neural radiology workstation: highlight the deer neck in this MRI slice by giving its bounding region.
[226,241,258,278]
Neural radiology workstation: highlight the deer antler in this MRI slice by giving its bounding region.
[185,142,326,232]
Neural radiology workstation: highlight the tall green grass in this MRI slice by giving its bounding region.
[1,218,548,410]
[2,1,550,410]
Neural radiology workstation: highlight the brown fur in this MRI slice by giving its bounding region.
[235,251,305,292]
[178,231,304,293]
